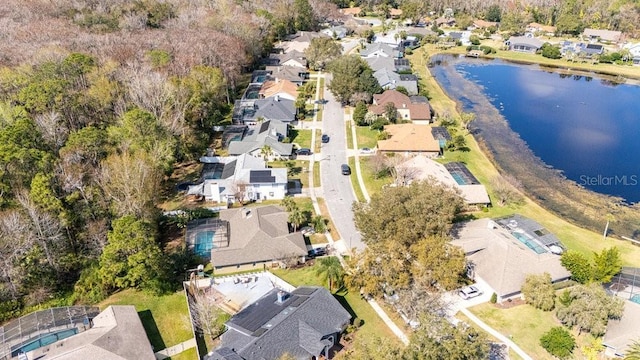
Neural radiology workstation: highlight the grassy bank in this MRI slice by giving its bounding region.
[407,48,640,266]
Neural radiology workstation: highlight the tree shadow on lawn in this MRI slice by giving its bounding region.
[332,288,363,327]
[138,309,166,351]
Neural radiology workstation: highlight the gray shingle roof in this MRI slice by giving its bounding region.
[364,55,395,72]
[228,120,293,156]
[360,42,397,57]
[207,287,351,360]
[211,206,307,268]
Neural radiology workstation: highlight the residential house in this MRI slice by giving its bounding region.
[186,153,288,203]
[360,42,400,58]
[364,56,395,72]
[603,301,640,358]
[206,286,351,360]
[472,19,498,30]
[340,7,361,16]
[390,8,403,19]
[583,28,622,44]
[435,16,456,27]
[232,96,297,125]
[526,22,556,36]
[373,68,419,95]
[321,26,348,39]
[259,79,299,101]
[22,306,156,360]
[394,58,412,72]
[506,36,543,53]
[208,206,308,272]
[265,65,309,85]
[281,31,328,53]
[370,90,432,123]
[624,42,640,65]
[584,43,605,57]
[227,120,294,158]
[250,70,272,84]
[377,124,440,156]
[268,50,307,68]
[451,216,570,303]
[395,155,490,205]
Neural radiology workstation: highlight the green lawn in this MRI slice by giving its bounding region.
[349,157,366,203]
[99,289,193,350]
[359,156,393,198]
[469,302,597,360]
[346,120,354,150]
[314,129,322,154]
[313,161,321,187]
[354,126,380,149]
[290,129,312,150]
[270,160,310,189]
[168,347,198,360]
[270,264,401,347]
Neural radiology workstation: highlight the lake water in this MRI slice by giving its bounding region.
[432,59,640,203]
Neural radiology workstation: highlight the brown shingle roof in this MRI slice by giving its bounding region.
[371,90,431,121]
[377,124,440,153]
[341,7,361,16]
[259,79,299,99]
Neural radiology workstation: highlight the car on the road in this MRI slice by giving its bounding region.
[296,148,312,156]
[458,285,482,300]
[321,134,330,143]
[360,147,374,154]
[341,164,351,175]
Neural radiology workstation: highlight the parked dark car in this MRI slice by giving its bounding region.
[296,148,312,156]
[308,247,327,258]
[341,164,351,175]
[321,134,330,143]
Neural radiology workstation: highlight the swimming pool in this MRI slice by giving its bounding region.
[631,294,640,304]
[12,328,78,357]
[451,172,466,185]
[194,230,215,258]
[512,232,547,254]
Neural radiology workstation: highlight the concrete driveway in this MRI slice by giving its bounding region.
[443,277,494,317]
[318,74,365,252]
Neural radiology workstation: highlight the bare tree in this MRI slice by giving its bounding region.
[189,289,228,341]
[229,180,249,205]
[34,111,69,151]
[0,210,34,299]
[490,174,524,206]
[387,156,420,186]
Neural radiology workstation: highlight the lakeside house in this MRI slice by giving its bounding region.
[583,28,623,44]
[370,90,432,124]
[451,216,570,303]
[377,123,441,156]
[360,42,400,58]
[506,36,543,53]
[603,301,640,358]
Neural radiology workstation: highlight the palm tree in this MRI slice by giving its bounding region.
[260,144,273,161]
[315,256,344,292]
[311,215,327,233]
[288,207,306,232]
[280,195,297,212]
[625,340,640,360]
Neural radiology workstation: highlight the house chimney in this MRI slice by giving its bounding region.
[276,291,288,304]
[402,103,406,108]
[274,95,280,102]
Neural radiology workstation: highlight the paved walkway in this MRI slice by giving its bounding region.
[458,308,533,360]
[368,299,410,345]
[154,338,197,359]
[347,112,370,203]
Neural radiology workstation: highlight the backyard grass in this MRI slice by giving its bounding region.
[407,47,640,267]
[271,263,401,347]
[290,129,312,150]
[469,302,598,360]
[348,157,366,203]
[98,289,193,350]
[354,126,380,149]
[455,311,524,360]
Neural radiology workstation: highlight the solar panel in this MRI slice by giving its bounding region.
[229,291,299,332]
[431,126,452,141]
[249,170,275,183]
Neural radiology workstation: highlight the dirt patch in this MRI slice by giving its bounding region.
[493,298,525,309]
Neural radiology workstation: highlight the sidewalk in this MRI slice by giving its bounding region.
[154,338,197,360]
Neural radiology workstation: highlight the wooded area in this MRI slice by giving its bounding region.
[0,0,341,321]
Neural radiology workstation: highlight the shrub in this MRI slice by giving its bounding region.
[370,118,389,131]
[377,131,390,140]
[521,273,556,311]
[469,35,481,45]
[540,327,576,359]
[490,292,497,304]
[479,45,496,55]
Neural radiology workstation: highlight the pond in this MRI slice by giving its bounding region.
[431,56,640,204]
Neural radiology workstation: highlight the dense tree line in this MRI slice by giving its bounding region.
[0,0,339,320]
[329,0,640,37]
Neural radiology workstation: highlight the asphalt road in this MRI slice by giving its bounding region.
[319,74,365,252]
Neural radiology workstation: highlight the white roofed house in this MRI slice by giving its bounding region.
[186,153,288,204]
[506,36,544,53]
[583,28,623,44]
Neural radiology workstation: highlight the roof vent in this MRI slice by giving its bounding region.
[276,290,289,304]
[274,95,279,102]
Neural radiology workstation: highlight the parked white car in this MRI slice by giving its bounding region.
[360,147,375,154]
[458,285,482,300]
